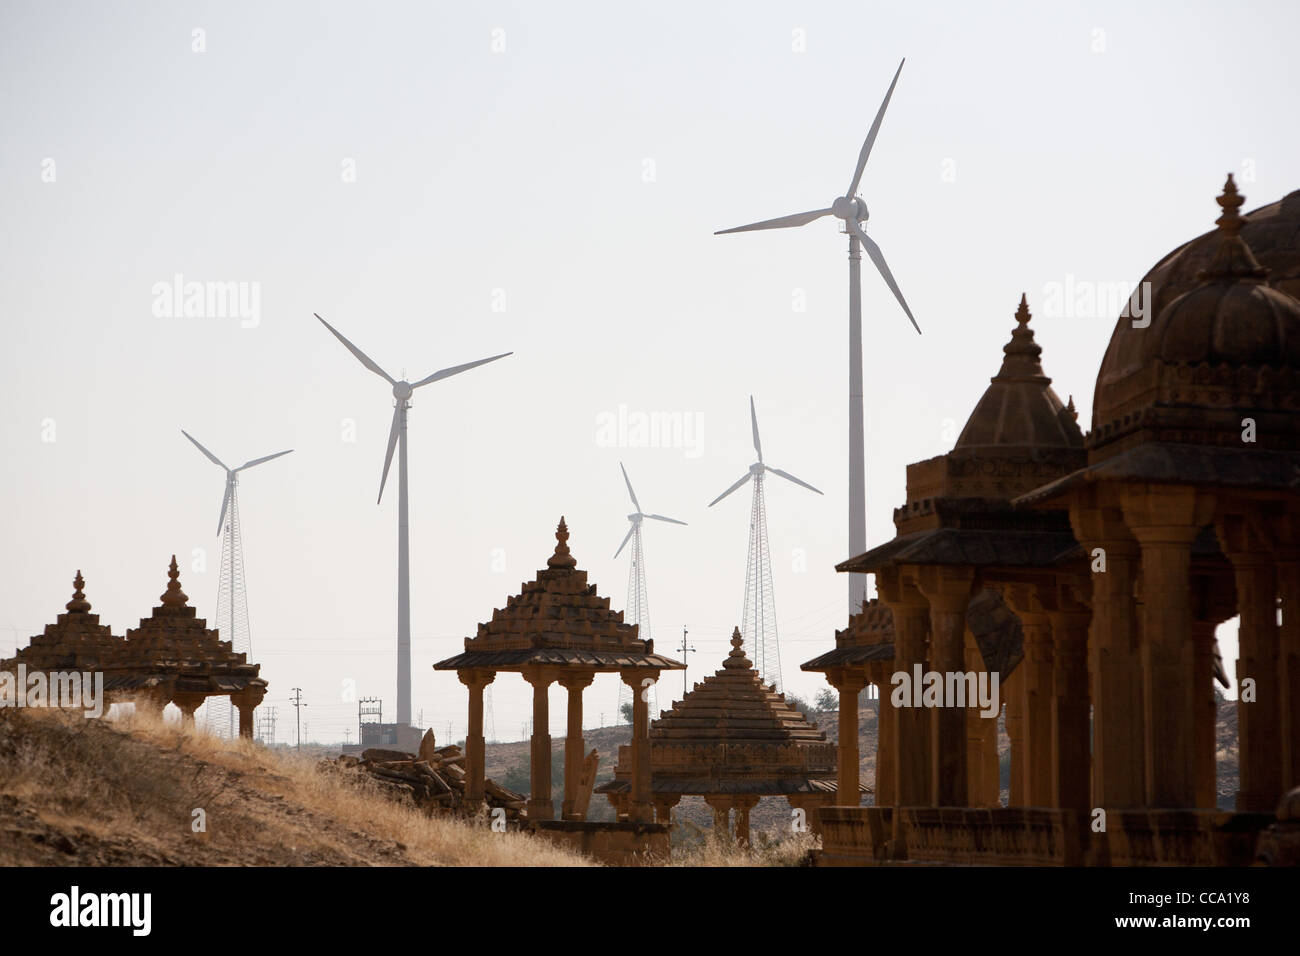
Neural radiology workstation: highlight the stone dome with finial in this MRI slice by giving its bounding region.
[953,293,1084,455]
[1090,176,1300,454]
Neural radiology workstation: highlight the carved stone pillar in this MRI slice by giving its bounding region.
[1122,484,1211,809]
[229,686,264,740]
[1047,579,1091,812]
[733,794,759,846]
[878,568,931,813]
[917,566,975,807]
[459,668,496,809]
[559,670,595,820]
[1071,497,1144,808]
[172,692,204,729]
[704,794,732,841]
[1004,583,1054,808]
[1219,510,1283,812]
[652,794,680,825]
[868,659,896,806]
[621,669,658,822]
[827,666,868,806]
[524,667,556,821]
[964,628,999,807]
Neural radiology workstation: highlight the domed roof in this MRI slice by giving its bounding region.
[953,294,1084,454]
[1094,179,1300,432]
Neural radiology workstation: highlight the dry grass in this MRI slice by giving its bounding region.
[0,706,590,866]
[668,830,819,867]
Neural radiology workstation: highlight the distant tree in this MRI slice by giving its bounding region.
[784,692,814,720]
[814,688,838,712]
[619,701,634,724]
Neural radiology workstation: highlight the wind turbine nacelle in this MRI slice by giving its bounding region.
[628,513,643,523]
[832,196,869,222]
[392,381,413,400]
[749,462,765,476]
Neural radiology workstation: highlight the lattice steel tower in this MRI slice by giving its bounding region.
[614,463,685,722]
[181,430,292,737]
[709,397,823,692]
[741,471,782,689]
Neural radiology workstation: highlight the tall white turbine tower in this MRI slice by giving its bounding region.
[614,462,686,718]
[315,313,511,729]
[181,430,292,736]
[715,58,920,614]
[708,398,822,692]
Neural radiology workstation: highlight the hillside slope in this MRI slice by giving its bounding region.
[0,707,589,867]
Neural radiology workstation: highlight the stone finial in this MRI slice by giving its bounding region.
[723,626,753,669]
[1199,174,1268,282]
[547,516,577,569]
[66,570,91,614]
[160,554,189,608]
[1066,395,1078,422]
[993,293,1047,383]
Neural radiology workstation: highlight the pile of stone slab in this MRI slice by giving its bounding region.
[325,730,526,818]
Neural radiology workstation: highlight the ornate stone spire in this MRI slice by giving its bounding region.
[993,293,1048,383]
[160,555,189,608]
[547,517,577,570]
[1199,174,1268,282]
[65,570,91,614]
[722,626,753,670]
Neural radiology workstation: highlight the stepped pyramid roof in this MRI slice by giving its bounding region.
[1,571,124,672]
[434,518,684,672]
[114,556,265,694]
[3,559,266,698]
[599,628,861,797]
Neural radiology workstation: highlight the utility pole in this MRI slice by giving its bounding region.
[678,626,696,697]
[344,727,351,746]
[289,688,307,751]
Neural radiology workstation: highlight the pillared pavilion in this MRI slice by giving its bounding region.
[1,559,267,735]
[434,517,684,824]
[805,178,1300,866]
[598,627,863,843]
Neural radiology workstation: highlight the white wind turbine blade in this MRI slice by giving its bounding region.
[850,220,921,334]
[412,352,512,388]
[768,467,824,496]
[750,395,763,463]
[708,472,753,507]
[715,208,833,235]
[377,404,401,504]
[847,58,905,198]
[620,462,641,512]
[235,448,293,472]
[315,313,395,384]
[182,429,229,470]
[216,483,231,537]
[645,514,687,526]
[614,523,636,559]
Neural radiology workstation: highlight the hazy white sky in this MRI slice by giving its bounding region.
[2,0,1295,742]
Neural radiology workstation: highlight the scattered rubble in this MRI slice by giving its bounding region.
[321,730,526,819]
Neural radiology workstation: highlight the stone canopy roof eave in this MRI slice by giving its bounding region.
[835,527,1082,574]
[800,642,896,672]
[1013,443,1300,509]
[594,777,867,797]
[433,648,684,671]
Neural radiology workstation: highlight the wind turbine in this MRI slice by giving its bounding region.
[614,463,686,717]
[181,430,292,736]
[715,57,919,615]
[315,313,511,728]
[709,397,822,692]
